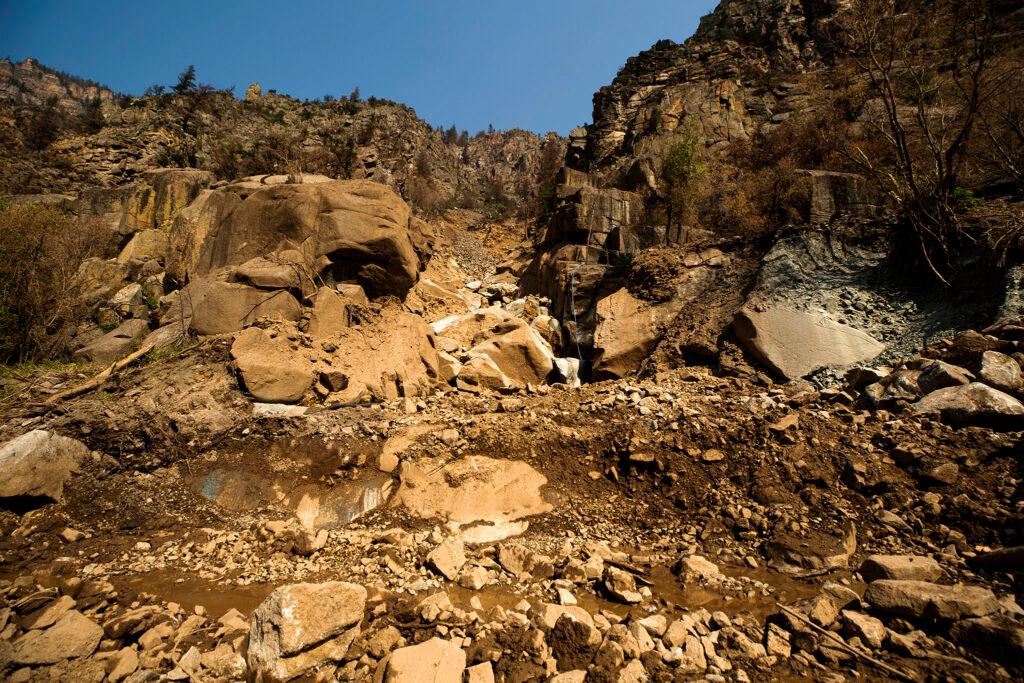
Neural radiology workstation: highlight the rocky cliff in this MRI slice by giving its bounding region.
[0,58,116,113]
[569,0,844,181]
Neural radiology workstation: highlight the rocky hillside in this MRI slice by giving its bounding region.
[0,62,564,215]
[0,58,116,113]
[0,2,1023,682]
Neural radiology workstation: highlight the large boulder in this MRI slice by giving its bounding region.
[167,179,433,299]
[592,288,679,379]
[0,430,89,505]
[74,318,150,363]
[182,277,303,336]
[248,582,366,682]
[978,350,1023,394]
[380,637,466,683]
[858,555,943,582]
[12,611,103,665]
[734,305,884,380]
[913,382,1024,427]
[467,320,554,386]
[231,327,314,404]
[863,580,999,620]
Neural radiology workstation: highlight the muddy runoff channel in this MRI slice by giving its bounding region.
[122,435,820,621]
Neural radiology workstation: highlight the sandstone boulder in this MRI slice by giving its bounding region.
[427,538,467,581]
[735,305,884,380]
[183,277,303,336]
[314,305,439,401]
[864,580,999,620]
[456,356,512,392]
[231,327,314,403]
[917,360,974,394]
[232,254,307,292]
[859,555,943,583]
[978,350,1023,393]
[0,430,89,504]
[430,307,516,348]
[913,382,1024,427]
[467,320,554,386]
[593,288,679,380]
[74,318,150,363]
[381,637,466,683]
[306,288,351,340]
[167,179,432,299]
[248,582,366,682]
[12,611,103,664]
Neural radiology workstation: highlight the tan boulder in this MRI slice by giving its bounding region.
[430,307,516,348]
[12,611,103,664]
[0,430,88,504]
[248,582,366,682]
[307,288,352,340]
[231,327,314,404]
[456,355,512,392]
[593,288,679,379]
[167,179,432,299]
[74,318,150,363]
[864,580,999,620]
[183,277,302,335]
[232,254,307,291]
[316,305,439,401]
[467,320,554,386]
[913,382,1024,427]
[735,305,884,380]
[381,637,466,683]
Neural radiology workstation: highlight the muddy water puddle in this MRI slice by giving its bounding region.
[188,436,393,529]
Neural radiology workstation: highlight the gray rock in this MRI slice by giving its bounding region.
[864,580,999,620]
[74,318,150,363]
[734,305,884,380]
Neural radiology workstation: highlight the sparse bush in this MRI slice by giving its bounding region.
[0,203,103,363]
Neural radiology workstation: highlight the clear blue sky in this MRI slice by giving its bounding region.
[1,0,718,134]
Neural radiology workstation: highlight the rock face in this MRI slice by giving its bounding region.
[167,179,433,300]
[0,430,89,504]
[248,582,366,682]
[913,382,1024,427]
[381,637,466,683]
[863,580,1000,621]
[734,305,884,380]
[231,327,314,404]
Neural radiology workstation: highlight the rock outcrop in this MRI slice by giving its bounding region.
[167,178,433,299]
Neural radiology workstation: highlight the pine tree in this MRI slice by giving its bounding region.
[173,65,197,95]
